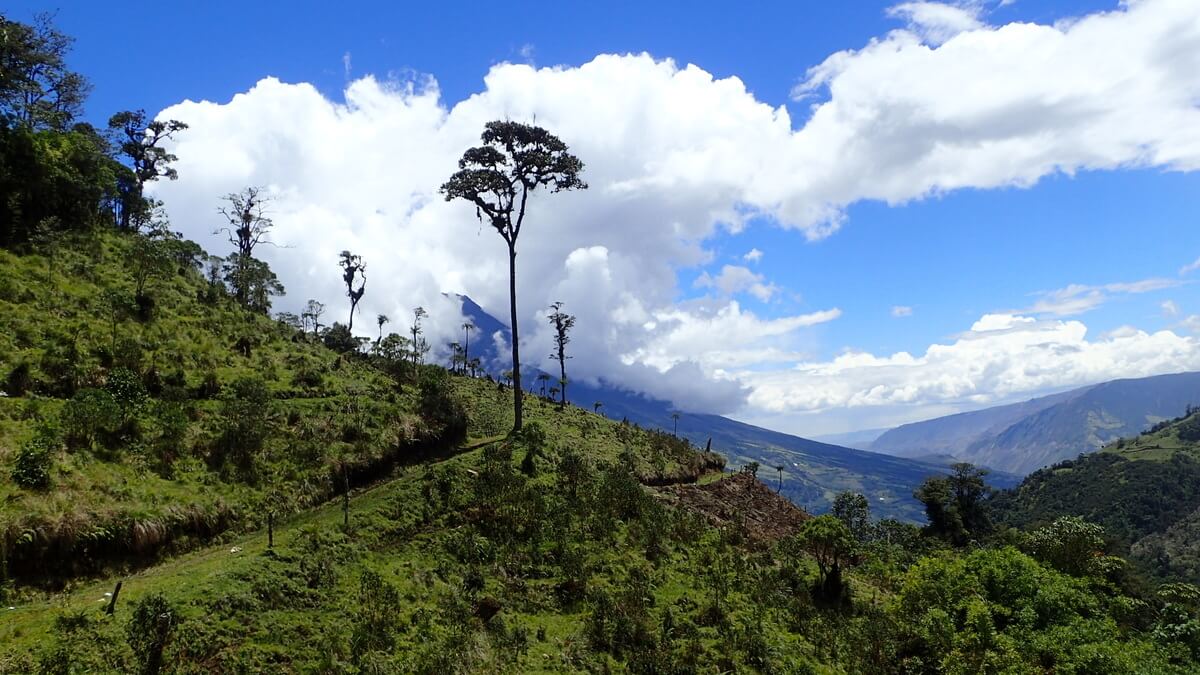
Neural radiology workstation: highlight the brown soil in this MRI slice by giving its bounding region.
[654,471,812,543]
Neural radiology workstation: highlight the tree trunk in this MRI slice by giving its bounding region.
[105,580,123,615]
[559,354,567,410]
[508,245,522,432]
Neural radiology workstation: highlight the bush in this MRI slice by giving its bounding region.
[127,593,179,675]
[351,569,401,662]
[150,401,189,475]
[210,376,272,480]
[4,361,33,396]
[322,322,361,354]
[12,436,54,489]
[106,366,148,421]
[418,369,467,443]
[60,387,121,451]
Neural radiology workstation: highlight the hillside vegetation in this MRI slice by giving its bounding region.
[993,408,1200,579]
[461,298,976,522]
[5,13,1200,671]
[0,229,722,585]
[1,231,1199,673]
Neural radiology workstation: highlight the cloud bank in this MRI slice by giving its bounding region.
[150,0,1200,422]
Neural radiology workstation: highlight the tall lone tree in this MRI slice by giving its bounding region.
[303,299,326,336]
[410,307,428,366]
[107,109,188,230]
[441,121,586,432]
[376,314,389,345]
[217,187,276,308]
[461,321,474,375]
[547,301,575,410]
[338,250,366,330]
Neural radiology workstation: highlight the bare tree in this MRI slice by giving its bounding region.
[441,121,587,432]
[217,187,274,259]
[338,251,366,330]
[217,188,276,307]
[303,300,325,336]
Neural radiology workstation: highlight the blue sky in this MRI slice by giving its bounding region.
[14,0,1200,435]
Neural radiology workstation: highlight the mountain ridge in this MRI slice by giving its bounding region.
[870,372,1200,474]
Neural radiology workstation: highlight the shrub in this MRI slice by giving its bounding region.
[150,401,189,475]
[127,593,179,675]
[12,436,54,489]
[210,375,272,480]
[418,369,467,443]
[106,366,148,421]
[4,361,33,396]
[322,322,361,354]
[351,569,401,662]
[60,387,121,451]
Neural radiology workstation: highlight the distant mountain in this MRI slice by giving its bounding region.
[812,427,891,450]
[992,409,1200,581]
[457,295,1011,521]
[870,372,1200,475]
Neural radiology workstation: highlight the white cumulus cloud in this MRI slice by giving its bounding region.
[694,264,780,301]
[743,312,1200,415]
[886,1,986,45]
[148,0,1200,418]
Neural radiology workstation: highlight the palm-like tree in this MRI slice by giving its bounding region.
[461,322,474,375]
[536,373,551,398]
[775,465,785,493]
[376,314,389,345]
[594,401,603,414]
[671,411,681,437]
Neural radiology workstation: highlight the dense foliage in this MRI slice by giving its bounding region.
[993,411,1200,580]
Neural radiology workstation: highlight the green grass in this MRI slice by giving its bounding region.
[1,228,1196,673]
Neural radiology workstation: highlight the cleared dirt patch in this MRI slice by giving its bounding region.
[654,471,812,543]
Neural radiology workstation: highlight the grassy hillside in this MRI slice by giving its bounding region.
[992,408,1200,578]
[0,230,1198,672]
[0,229,721,586]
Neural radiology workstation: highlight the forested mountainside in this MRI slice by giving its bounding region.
[872,372,1200,474]
[993,407,1200,581]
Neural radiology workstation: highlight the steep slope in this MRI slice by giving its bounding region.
[458,298,969,521]
[871,372,1200,475]
[0,230,459,582]
[870,389,1080,458]
[992,408,1200,579]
